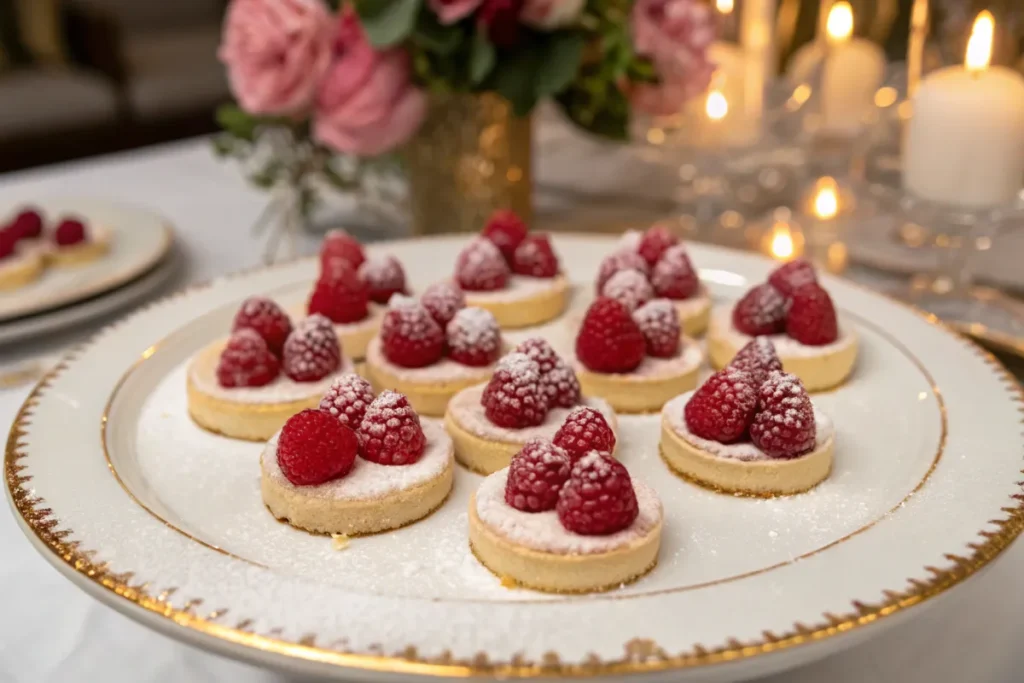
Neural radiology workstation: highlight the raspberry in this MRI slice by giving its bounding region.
[632,298,680,358]
[786,283,839,345]
[600,269,653,312]
[514,337,580,408]
[575,297,646,374]
[750,371,816,458]
[216,328,280,388]
[358,390,426,465]
[556,452,638,536]
[481,209,528,263]
[552,406,616,461]
[380,299,445,368]
[277,409,358,486]
[481,352,548,428]
[683,367,759,443]
[637,224,679,266]
[455,237,510,292]
[308,262,369,324]
[420,281,465,328]
[9,209,43,240]
[319,374,376,428]
[319,229,365,271]
[617,229,643,251]
[54,219,86,246]
[728,337,782,387]
[596,249,650,292]
[232,296,292,356]
[359,255,407,304]
[650,243,699,299]
[732,283,786,336]
[512,233,559,277]
[446,307,501,367]
[768,259,817,298]
[282,314,342,382]
[0,230,16,259]
[504,439,571,512]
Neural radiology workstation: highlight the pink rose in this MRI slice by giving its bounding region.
[631,0,715,115]
[521,0,585,29]
[478,0,525,47]
[429,0,484,24]
[219,0,333,116]
[313,10,427,156]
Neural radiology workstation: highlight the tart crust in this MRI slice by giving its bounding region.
[575,343,703,414]
[293,303,383,360]
[674,289,712,337]
[0,250,44,290]
[47,228,111,267]
[464,274,569,329]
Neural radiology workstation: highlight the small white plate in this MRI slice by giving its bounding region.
[6,236,1023,682]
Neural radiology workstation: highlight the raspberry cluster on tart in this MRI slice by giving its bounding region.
[573,296,703,413]
[660,338,835,496]
[596,224,711,336]
[261,378,454,535]
[452,210,569,329]
[469,439,663,593]
[0,208,110,289]
[364,284,505,416]
[444,340,617,475]
[708,259,857,392]
[187,297,354,441]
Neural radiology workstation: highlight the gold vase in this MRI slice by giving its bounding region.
[404,93,532,235]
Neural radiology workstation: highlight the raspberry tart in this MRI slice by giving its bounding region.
[659,339,835,496]
[573,296,703,413]
[364,287,505,416]
[46,215,111,267]
[444,342,617,474]
[261,384,454,535]
[187,299,354,440]
[469,445,663,593]
[0,217,44,290]
[707,259,857,391]
[454,210,569,329]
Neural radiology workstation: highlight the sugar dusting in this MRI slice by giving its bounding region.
[711,307,855,358]
[366,337,496,382]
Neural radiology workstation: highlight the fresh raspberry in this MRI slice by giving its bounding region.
[9,209,43,240]
[575,297,646,374]
[552,406,616,461]
[358,390,426,465]
[54,219,86,246]
[319,374,376,428]
[216,328,280,388]
[380,299,445,368]
[308,262,369,324]
[732,283,787,336]
[481,209,528,263]
[446,307,501,367]
[601,269,654,312]
[514,337,580,408]
[0,230,16,259]
[276,409,358,486]
[556,452,638,536]
[282,314,342,382]
[637,224,680,266]
[232,296,292,356]
[596,249,650,292]
[768,259,817,298]
[504,439,572,512]
[728,337,782,387]
[359,255,407,304]
[650,243,699,300]
[455,237,510,292]
[319,229,365,271]
[632,298,680,358]
[512,233,559,277]
[683,367,759,443]
[786,283,839,345]
[750,371,817,458]
[420,281,465,328]
[481,352,548,428]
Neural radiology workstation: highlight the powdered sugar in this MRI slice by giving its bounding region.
[447,308,500,349]
[573,341,703,379]
[319,374,375,428]
[462,274,565,304]
[366,337,496,382]
[711,307,856,358]
[496,351,540,380]
[617,229,643,251]
[601,269,654,311]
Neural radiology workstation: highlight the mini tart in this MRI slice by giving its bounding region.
[0,248,44,290]
[659,391,835,496]
[187,339,353,441]
[46,225,111,267]
[707,308,857,392]
[468,468,663,593]
[575,341,703,414]
[262,421,454,535]
[444,384,617,475]
[672,286,713,337]
[463,274,569,329]
[295,303,384,361]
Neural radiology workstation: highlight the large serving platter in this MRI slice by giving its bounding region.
[6,236,1023,682]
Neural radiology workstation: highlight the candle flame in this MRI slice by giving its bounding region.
[813,177,840,219]
[716,0,734,14]
[769,222,796,259]
[706,90,728,121]
[826,2,854,43]
[965,10,994,72]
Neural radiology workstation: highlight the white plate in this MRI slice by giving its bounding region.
[0,198,174,321]
[6,236,1024,682]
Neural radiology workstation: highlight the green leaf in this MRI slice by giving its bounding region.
[534,32,585,99]
[492,49,543,116]
[469,28,496,85]
[355,0,422,47]
[211,134,235,157]
[216,104,258,142]
[414,12,463,55]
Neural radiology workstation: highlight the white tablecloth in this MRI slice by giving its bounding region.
[0,140,1021,683]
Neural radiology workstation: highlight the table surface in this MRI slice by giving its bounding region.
[1,137,1022,683]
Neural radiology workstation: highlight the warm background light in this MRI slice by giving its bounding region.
[813,177,840,219]
[716,0,734,14]
[706,90,729,120]
[769,222,796,259]
[965,10,994,72]
[826,2,854,43]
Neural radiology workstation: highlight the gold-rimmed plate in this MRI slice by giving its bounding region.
[6,236,1023,682]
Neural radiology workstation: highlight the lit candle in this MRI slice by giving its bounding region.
[903,11,1024,208]
[761,209,805,261]
[812,176,839,220]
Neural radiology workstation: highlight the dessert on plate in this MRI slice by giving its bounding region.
[364,285,504,416]
[187,298,353,440]
[469,442,663,593]
[45,216,110,267]
[707,259,857,391]
[0,211,45,289]
[660,338,835,496]
[262,381,454,535]
[444,340,617,474]
[573,296,703,413]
